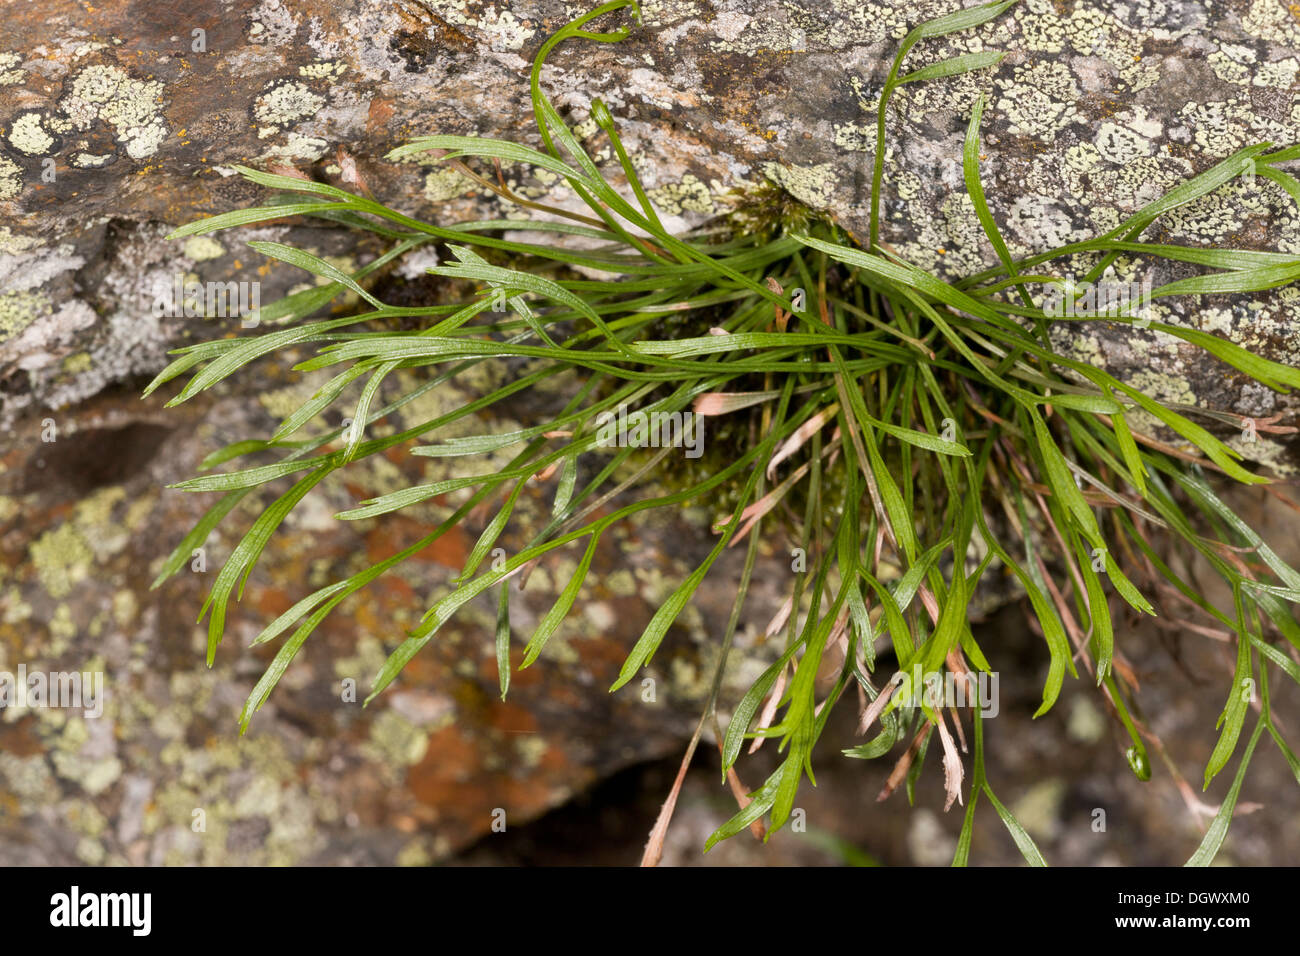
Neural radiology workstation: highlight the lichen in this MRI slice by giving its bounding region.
[995,61,1080,142]
[61,64,169,160]
[422,166,471,203]
[0,51,24,85]
[28,523,93,600]
[423,1,536,52]
[253,79,324,136]
[760,161,837,211]
[182,236,226,262]
[298,60,347,80]
[365,709,430,769]
[646,173,715,215]
[7,112,54,155]
[0,289,50,339]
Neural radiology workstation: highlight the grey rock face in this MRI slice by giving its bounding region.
[0,0,1297,435]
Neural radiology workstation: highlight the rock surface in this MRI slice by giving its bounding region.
[1,1,1300,428]
[0,371,795,864]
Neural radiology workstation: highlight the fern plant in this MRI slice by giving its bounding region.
[148,0,1300,864]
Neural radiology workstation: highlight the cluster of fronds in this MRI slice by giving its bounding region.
[149,0,1300,864]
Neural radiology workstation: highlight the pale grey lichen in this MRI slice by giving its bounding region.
[1094,121,1155,165]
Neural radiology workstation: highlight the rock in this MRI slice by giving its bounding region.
[1,0,1298,434]
[0,372,794,863]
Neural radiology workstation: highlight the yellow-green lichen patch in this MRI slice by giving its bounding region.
[0,289,50,339]
[51,746,123,797]
[62,64,169,160]
[1018,4,1066,52]
[365,709,430,772]
[74,487,130,560]
[0,753,59,807]
[263,132,329,162]
[0,51,24,85]
[513,734,549,768]
[422,166,472,203]
[1093,119,1156,165]
[395,839,433,867]
[760,161,837,211]
[0,153,20,200]
[646,173,715,216]
[1243,0,1300,46]
[2,585,33,625]
[0,227,41,253]
[253,79,324,137]
[1255,57,1300,89]
[995,61,1080,142]
[1178,99,1257,157]
[112,588,138,628]
[47,603,77,646]
[639,0,706,28]
[1208,43,1256,86]
[7,112,54,155]
[60,352,93,375]
[604,569,638,598]
[182,236,225,262]
[70,151,113,169]
[422,1,535,51]
[299,60,347,80]
[334,635,393,685]
[1160,185,1248,244]
[832,120,873,153]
